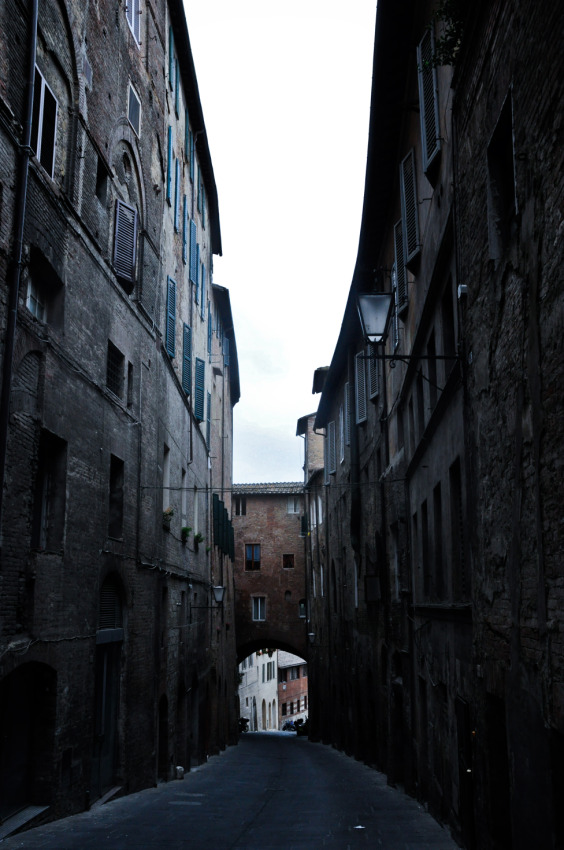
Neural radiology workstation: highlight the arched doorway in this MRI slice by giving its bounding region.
[0,663,56,819]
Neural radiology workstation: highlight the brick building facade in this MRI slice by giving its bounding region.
[302,1,564,848]
[232,484,307,663]
[0,0,239,831]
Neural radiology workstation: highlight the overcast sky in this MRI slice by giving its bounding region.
[183,0,377,484]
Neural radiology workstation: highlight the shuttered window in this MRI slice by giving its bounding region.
[400,149,420,265]
[369,345,379,399]
[189,220,197,282]
[328,420,336,474]
[128,84,141,136]
[344,382,351,446]
[174,158,180,231]
[174,58,180,116]
[194,358,205,421]
[168,26,175,89]
[126,0,141,44]
[417,28,441,173]
[31,67,58,179]
[355,352,367,424]
[339,405,345,462]
[195,244,200,303]
[166,125,172,203]
[201,263,206,318]
[207,306,212,356]
[166,277,176,357]
[391,268,400,351]
[182,196,188,263]
[113,199,138,285]
[99,575,123,630]
[223,336,230,366]
[206,392,211,449]
[182,323,191,394]
[393,219,408,315]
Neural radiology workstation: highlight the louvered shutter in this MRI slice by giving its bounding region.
[113,199,137,285]
[182,196,188,263]
[166,126,172,203]
[213,494,220,546]
[339,405,345,462]
[182,323,191,394]
[189,131,195,182]
[400,149,420,265]
[194,358,205,421]
[166,277,176,357]
[195,244,200,303]
[201,263,206,318]
[355,352,367,424]
[174,58,180,115]
[328,421,336,474]
[207,306,212,356]
[168,26,174,87]
[369,345,379,399]
[174,158,180,231]
[394,219,408,314]
[344,382,351,446]
[417,29,441,173]
[391,269,400,350]
[223,336,230,366]
[99,576,123,630]
[189,220,197,282]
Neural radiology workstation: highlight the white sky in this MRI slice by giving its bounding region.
[183,0,377,484]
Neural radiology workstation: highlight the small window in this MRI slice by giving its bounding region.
[287,495,301,514]
[108,455,124,539]
[327,420,336,473]
[26,278,46,322]
[31,430,67,550]
[283,554,295,569]
[400,149,420,268]
[126,0,141,44]
[282,703,287,716]
[487,94,517,261]
[106,340,125,398]
[298,599,306,618]
[128,84,141,136]
[31,67,58,179]
[355,352,367,424]
[246,544,261,571]
[252,596,266,621]
[339,405,345,462]
[234,496,247,516]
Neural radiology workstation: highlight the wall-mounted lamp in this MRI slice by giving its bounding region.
[191,585,226,613]
[356,292,459,366]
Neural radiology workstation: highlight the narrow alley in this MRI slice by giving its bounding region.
[0,734,456,850]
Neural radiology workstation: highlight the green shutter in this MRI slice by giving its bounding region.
[213,494,220,546]
[194,358,205,421]
[182,323,191,394]
[166,277,176,357]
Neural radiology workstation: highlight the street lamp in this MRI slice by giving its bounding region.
[190,585,226,615]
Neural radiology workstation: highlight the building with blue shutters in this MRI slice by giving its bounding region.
[0,0,239,833]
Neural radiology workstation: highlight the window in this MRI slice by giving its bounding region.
[182,324,191,394]
[339,405,345,462]
[126,0,141,43]
[195,245,200,303]
[206,391,211,450]
[393,220,408,316]
[400,149,420,267]
[234,496,247,516]
[252,596,266,621]
[487,94,517,261]
[194,357,205,421]
[25,248,64,326]
[287,495,301,514]
[283,554,295,569]
[298,599,306,618]
[26,278,45,321]
[246,544,261,571]
[417,28,441,173]
[189,220,197,283]
[434,481,444,598]
[201,263,206,319]
[327,420,336,473]
[31,67,57,178]
[113,199,138,288]
[289,667,299,680]
[162,445,170,512]
[108,455,124,538]
[166,277,176,358]
[182,197,188,263]
[128,84,141,136]
[282,703,287,716]
[174,158,180,231]
[166,126,173,203]
[344,382,351,446]
[31,430,67,550]
[106,341,125,398]
[355,352,367,424]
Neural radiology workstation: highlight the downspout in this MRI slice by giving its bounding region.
[0,0,38,547]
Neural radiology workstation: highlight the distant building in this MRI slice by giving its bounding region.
[232,483,307,662]
[238,649,278,731]
[278,651,308,729]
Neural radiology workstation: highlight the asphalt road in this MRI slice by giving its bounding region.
[1,732,458,849]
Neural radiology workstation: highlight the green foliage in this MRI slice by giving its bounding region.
[430,0,465,67]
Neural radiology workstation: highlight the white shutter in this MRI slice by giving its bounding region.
[400,149,420,265]
[417,28,441,173]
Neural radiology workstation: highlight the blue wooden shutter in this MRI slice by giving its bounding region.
[174,158,180,231]
[194,358,205,421]
[207,305,212,356]
[201,263,205,318]
[400,149,420,265]
[189,220,197,283]
[417,29,441,173]
[189,131,195,182]
[166,126,172,203]
[166,277,176,357]
[182,323,191,394]
[195,244,200,303]
[182,196,188,263]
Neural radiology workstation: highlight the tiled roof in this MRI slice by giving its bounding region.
[232,482,303,495]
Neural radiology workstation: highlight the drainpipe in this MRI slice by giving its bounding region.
[0,0,38,548]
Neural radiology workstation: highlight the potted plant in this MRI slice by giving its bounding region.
[181,526,191,544]
[162,506,174,530]
[193,531,204,551]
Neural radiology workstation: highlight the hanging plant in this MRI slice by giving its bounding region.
[181,526,191,544]
[428,0,465,67]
